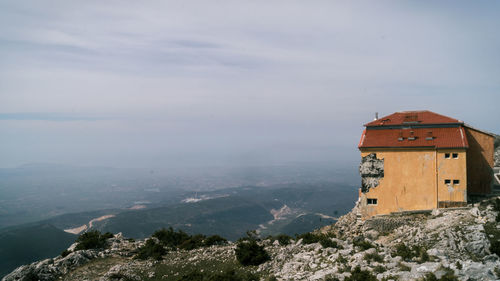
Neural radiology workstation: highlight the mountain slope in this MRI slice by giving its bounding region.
[5,197,500,280]
[0,224,76,278]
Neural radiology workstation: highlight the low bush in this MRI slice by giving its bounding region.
[151,227,228,251]
[296,232,320,244]
[153,227,190,248]
[395,243,429,262]
[364,252,384,263]
[60,249,71,257]
[296,233,340,249]
[421,271,459,281]
[353,238,374,251]
[373,265,386,273]
[135,239,167,260]
[344,266,377,281]
[395,243,413,260]
[75,230,113,250]
[320,237,339,249]
[494,198,500,212]
[275,234,292,246]
[235,240,270,266]
[492,241,500,256]
[204,235,228,247]
[179,234,206,250]
[23,271,39,281]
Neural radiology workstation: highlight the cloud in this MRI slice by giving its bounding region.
[0,112,106,122]
[0,0,499,168]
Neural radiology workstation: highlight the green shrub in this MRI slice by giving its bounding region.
[364,252,384,263]
[494,198,500,212]
[296,233,340,248]
[381,275,399,281]
[455,261,462,270]
[422,273,438,281]
[353,239,374,251]
[419,250,430,263]
[75,230,112,250]
[135,239,167,260]
[275,234,292,246]
[344,266,377,281]
[319,237,339,248]
[235,240,270,266]
[204,235,228,247]
[421,271,458,281]
[24,271,39,281]
[296,232,321,244]
[60,249,71,257]
[337,255,348,264]
[179,234,206,250]
[153,227,191,248]
[373,265,386,273]
[394,243,429,262]
[151,227,227,251]
[487,237,500,256]
[102,232,114,239]
[395,243,413,260]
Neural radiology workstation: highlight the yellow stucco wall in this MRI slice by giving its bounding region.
[359,149,437,219]
[436,149,467,203]
[465,128,495,194]
[359,148,467,219]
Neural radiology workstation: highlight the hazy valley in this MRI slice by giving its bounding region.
[0,163,358,278]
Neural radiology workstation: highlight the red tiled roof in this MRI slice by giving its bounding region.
[364,111,462,127]
[358,127,468,149]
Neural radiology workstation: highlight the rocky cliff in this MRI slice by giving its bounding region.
[4,197,500,281]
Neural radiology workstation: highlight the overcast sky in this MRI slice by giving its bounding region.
[0,1,499,169]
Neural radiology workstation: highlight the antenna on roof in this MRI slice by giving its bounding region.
[374,112,379,120]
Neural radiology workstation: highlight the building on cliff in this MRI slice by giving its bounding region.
[358,110,495,219]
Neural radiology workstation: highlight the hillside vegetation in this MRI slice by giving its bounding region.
[5,196,500,280]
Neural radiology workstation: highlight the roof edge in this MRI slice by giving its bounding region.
[464,124,498,137]
[364,123,463,128]
[359,146,469,150]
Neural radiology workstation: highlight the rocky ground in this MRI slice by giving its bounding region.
[4,196,500,281]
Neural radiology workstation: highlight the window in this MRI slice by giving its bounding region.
[452,153,458,159]
[408,131,416,140]
[426,131,434,140]
[453,180,460,185]
[367,198,378,205]
[445,179,451,184]
[444,153,450,159]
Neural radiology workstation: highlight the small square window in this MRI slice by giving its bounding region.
[444,153,450,159]
[453,180,460,185]
[367,198,378,205]
[452,153,458,159]
[444,179,451,184]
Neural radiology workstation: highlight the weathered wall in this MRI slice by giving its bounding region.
[359,153,384,193]
[436,149,467,205]
[359,149,438,219]
[465,128,494,194]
